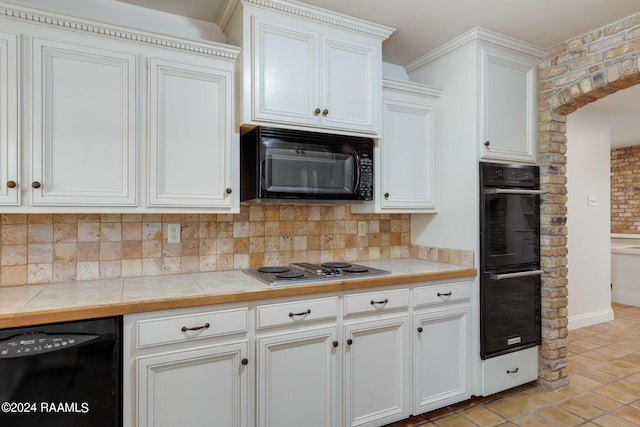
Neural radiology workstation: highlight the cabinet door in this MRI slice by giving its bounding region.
[380,95,436,211]
[480,46,537,163]
[322,36,377,133]
[252,16,320,127]
[137,341,248,427]
[30,37,137,206]
[148,58,234,209]
[257,327,337,427]
[414,306,470,413]
[344,316,410,427]
[0,31,18,205]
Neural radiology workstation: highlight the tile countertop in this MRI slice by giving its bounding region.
[0,258,477,329]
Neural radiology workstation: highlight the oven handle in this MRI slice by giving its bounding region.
[484,188,542,195]
[490,270,543,280]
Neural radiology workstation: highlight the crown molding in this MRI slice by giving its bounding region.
[382,78,442,98]
[406,26,543,73]
[239,0,395,40]
[0,1,240,61]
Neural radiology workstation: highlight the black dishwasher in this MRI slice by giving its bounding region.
[0,316,122,427]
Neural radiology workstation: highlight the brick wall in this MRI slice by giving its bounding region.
[538,12,640,390]
[611,145,640,234]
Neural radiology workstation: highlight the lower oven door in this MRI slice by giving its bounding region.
[481,268,541,359]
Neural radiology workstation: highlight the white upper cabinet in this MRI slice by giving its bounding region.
[352,79,440,214]
[480,45,538,163]
[0,2,240,212]
[0,31,19,205]
[252,16,319,127]
[147,57,235,209]
[225,0,394,136]
[30,36,138,206]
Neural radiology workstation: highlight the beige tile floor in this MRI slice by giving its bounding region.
[386,304,640,427]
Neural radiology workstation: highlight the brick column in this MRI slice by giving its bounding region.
[537,12,640,390]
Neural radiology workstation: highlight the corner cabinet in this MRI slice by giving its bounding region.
[0,3,240,212]
[352,79,440,214]
[225,0,394,136]
[479,45,538,163]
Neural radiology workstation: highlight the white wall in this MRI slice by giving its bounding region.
[408,43,479,253]
[566,108,614,329]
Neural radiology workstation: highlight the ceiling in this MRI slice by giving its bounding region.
[117,0,640,147]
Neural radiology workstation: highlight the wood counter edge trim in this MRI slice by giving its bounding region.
[0,268,477,329]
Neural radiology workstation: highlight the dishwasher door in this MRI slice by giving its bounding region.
[0,316,122,427]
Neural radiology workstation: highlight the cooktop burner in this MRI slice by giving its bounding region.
[243,262,389,286]
[343,266,368,273]
[258,266,290,274]
[321,262,352,269]
[275,271,305,279]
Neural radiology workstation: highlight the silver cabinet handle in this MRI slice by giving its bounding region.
[484,188,541,195]
[490,270,543,280]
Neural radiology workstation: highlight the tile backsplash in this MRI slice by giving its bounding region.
[0,205,415,287]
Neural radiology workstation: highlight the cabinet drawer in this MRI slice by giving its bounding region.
[256,297,338,329]
[414,281,471,307]
[344,288,409,316]
[481,347,538,396]
[137,308,248,348]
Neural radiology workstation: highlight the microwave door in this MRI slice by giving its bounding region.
[264,147,355,196]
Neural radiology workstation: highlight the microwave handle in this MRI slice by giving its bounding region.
[353,152,361,194]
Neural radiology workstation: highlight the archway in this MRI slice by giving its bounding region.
[537,13,640,390]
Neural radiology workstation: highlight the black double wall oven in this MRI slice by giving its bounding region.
[480,162,541,360]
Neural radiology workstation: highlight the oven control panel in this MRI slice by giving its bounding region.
[0,332,98,358]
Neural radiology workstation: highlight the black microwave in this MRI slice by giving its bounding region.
[240,126,374,203]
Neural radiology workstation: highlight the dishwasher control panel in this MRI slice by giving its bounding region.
[0,332,98,358]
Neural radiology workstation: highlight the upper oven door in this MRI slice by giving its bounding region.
[481,188,540,269]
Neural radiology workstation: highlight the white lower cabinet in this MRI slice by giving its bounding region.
[480,346,538,396]
[124,279,475,427]
[256,327,338,427]
[124,307,250,427]
[344,316,410,427]
[137,341,248,427]
[413,281,472,413]
[255,296,339,427]
[414,307,470,413]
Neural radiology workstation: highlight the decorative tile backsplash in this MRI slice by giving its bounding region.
[0,206,415,287]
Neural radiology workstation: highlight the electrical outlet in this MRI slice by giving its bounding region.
[357,221,367,237]
[168,224,181,244]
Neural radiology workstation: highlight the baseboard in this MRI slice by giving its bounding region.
[612,291,640,307]
[568,308,614,330]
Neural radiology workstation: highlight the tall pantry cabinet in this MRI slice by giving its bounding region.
[406,27,542,396]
